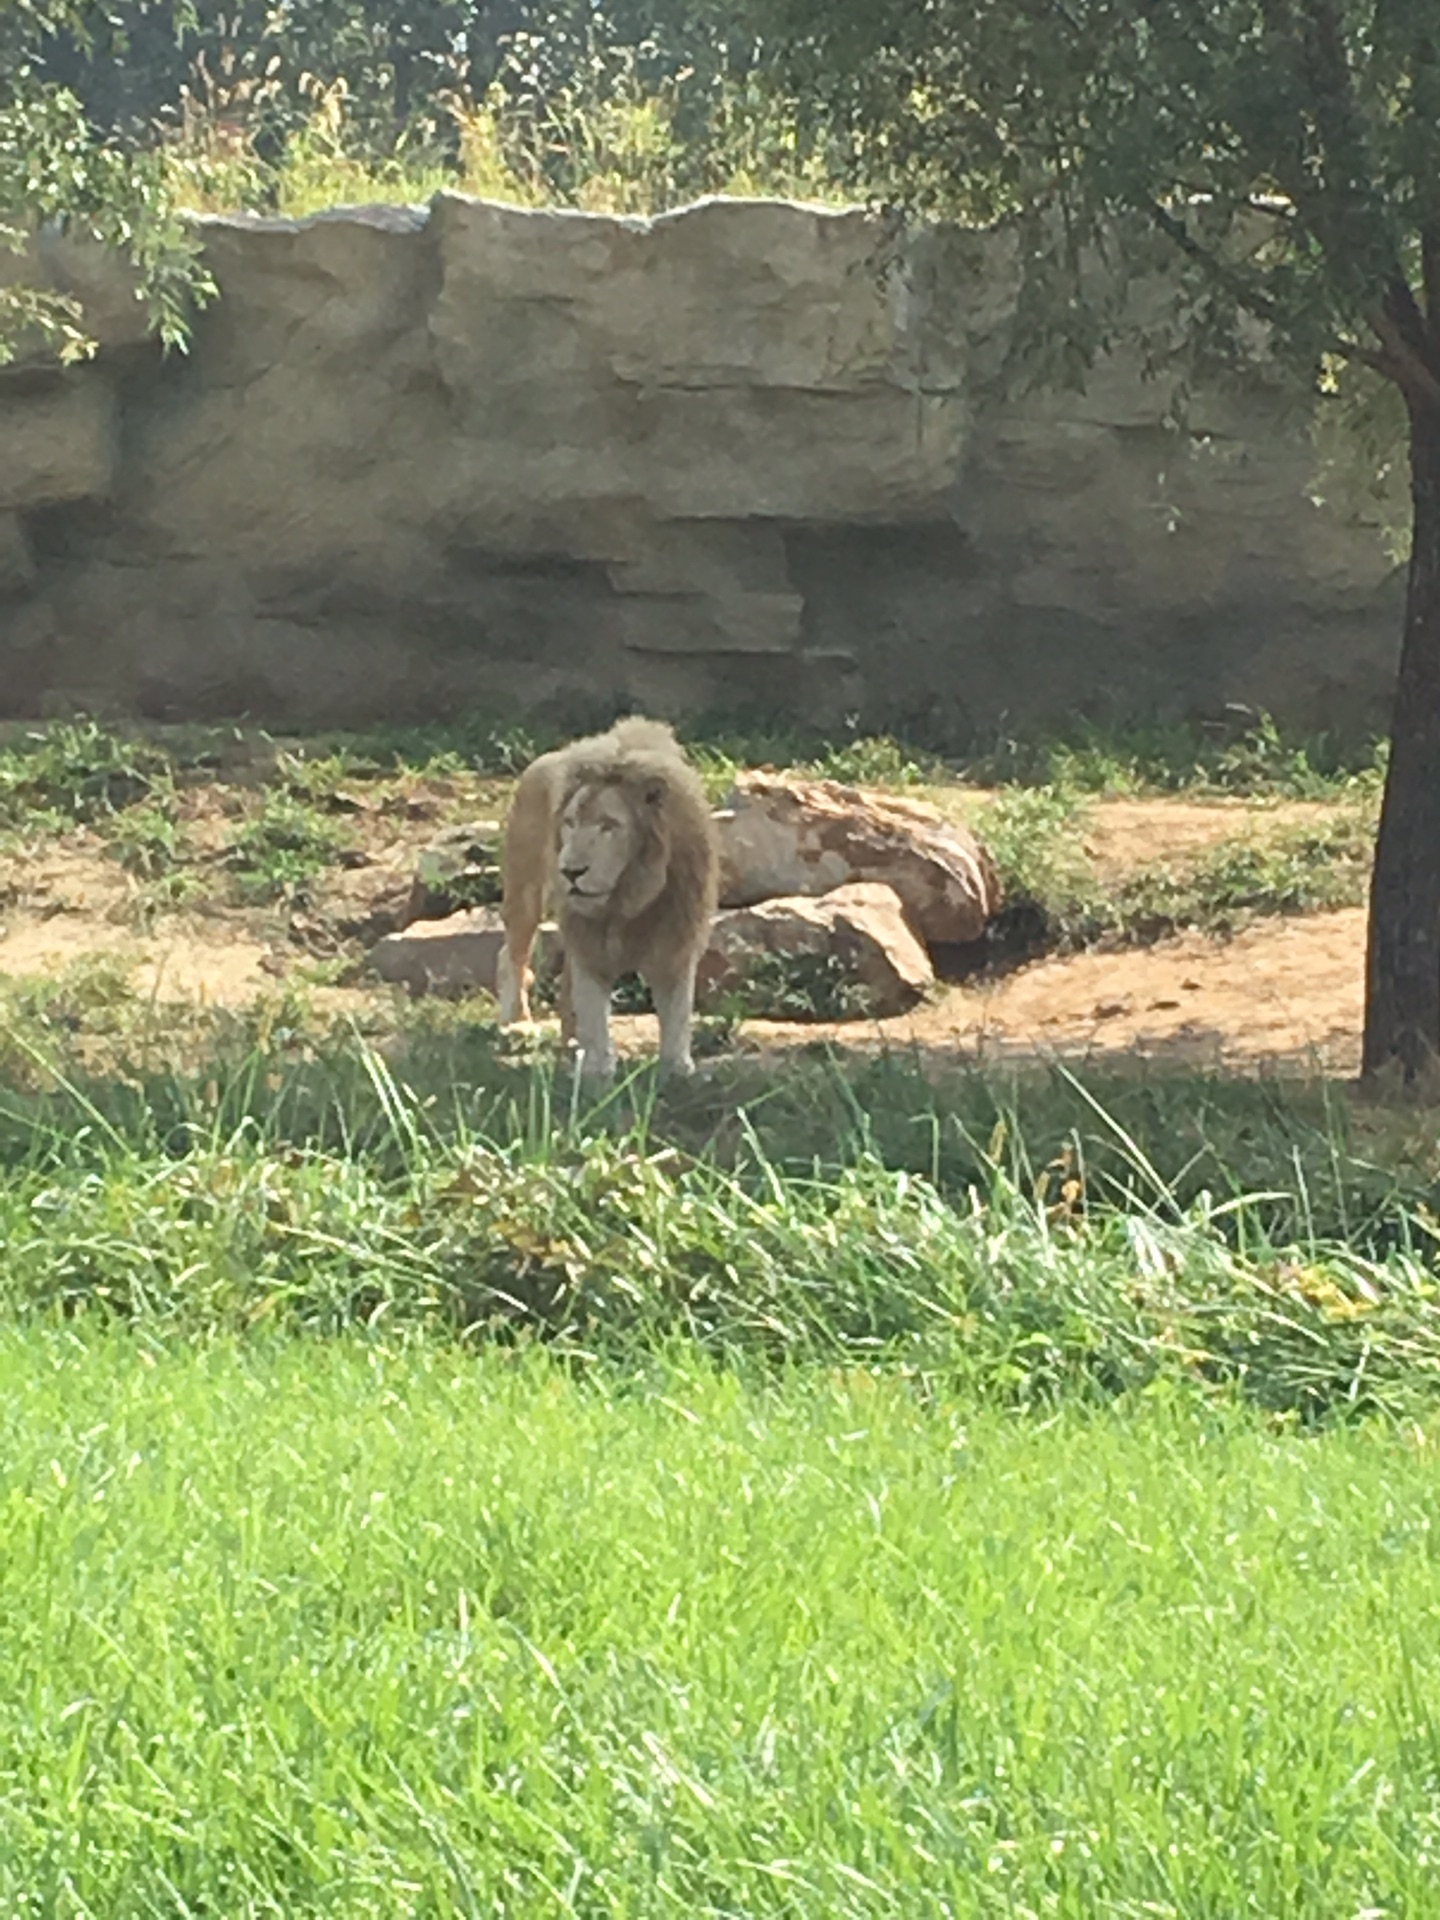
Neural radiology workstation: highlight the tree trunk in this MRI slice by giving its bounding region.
[1362,400,1440,1079]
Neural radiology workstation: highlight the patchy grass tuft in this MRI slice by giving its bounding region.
[0,721,172,835]
[224,790,357,903]
[967,709,1387,801]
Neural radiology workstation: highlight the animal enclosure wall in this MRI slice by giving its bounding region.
[0,195,1404,735]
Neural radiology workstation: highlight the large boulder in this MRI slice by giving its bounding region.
[714,774,1001,946]
[697,881,933,1019]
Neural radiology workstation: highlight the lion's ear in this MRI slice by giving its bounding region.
[642,779,667,807]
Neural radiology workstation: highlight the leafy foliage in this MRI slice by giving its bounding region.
[0,720,171,831]
[35,2,762,156]
[1,1028,1440,1416]
[1,1,212,361]
[759,1,1440,399]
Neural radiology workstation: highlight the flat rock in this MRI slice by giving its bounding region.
[370,908,560,998]
[698,880,933,1019]
[714,773,1001,946]
[404,818,503,925]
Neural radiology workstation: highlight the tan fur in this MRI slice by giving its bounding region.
[497,716,719,1078]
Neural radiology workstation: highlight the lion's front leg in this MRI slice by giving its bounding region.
[557,955,576,1045]
[495,942,530,1025]
[568,966,616,1081]
[650,955,699,1079]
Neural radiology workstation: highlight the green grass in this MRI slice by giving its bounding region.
[974,791,1378,953]
[169,706,1380,806]
[161,59,849,224]
[224,789,357,903]
[0,721,172,839]
[963,710,1388,802]
[0,709,1386,811]
[4,1328,1440,1914]
[1105,812,1376,936]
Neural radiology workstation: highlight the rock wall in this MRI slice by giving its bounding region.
[0,195,1404,735]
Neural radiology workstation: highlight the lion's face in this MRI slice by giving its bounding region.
[556,778,664,918]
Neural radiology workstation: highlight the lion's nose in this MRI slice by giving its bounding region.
[561,863,588,886]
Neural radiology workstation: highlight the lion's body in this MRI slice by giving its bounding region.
[497,717,718,1078]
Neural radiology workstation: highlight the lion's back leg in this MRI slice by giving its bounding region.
[498,755,558,1026]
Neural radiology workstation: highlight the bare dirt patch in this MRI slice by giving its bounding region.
[1076,797,1343,880]
[0,790,1372,1075]
[709,910,1365,1077]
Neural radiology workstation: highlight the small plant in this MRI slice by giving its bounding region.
[225,792,353,903]
[273,749,370,804]
[806,734,939,788]
[0,957,140,1078]
[1109,814,1376,938]
[105,799,185,879]
[723,950,876,1022]
[0,722,172,831]
[688,723,945,801]
[970,785,1100,943]
[410,825,504,916]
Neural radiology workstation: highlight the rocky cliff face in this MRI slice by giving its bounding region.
[0,194,1403,733]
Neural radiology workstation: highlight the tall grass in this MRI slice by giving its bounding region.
[160,61,849,220]
[1,1021,1438,1419]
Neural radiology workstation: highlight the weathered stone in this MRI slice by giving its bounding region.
[0,195,1404,733]
[715,775,1000,947]
[370,909,561,998]
[697,881,934,1019]
[405,819,503,924]
[0,225,151,362]
[0,514,34,596]
[0,379,118,510]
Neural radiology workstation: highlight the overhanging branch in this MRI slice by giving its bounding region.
[1145,199,1280,326]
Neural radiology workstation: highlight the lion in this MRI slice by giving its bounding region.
[496,716,719,1079]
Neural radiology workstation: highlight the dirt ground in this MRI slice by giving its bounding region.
[0,787,1368,1078]
[727,910,1364,1075]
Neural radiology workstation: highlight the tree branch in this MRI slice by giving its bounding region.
[1424,222,1440,332]
[1368,302,1440,410]
[1145,198,1281,325]
[1383,271,1433,365]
